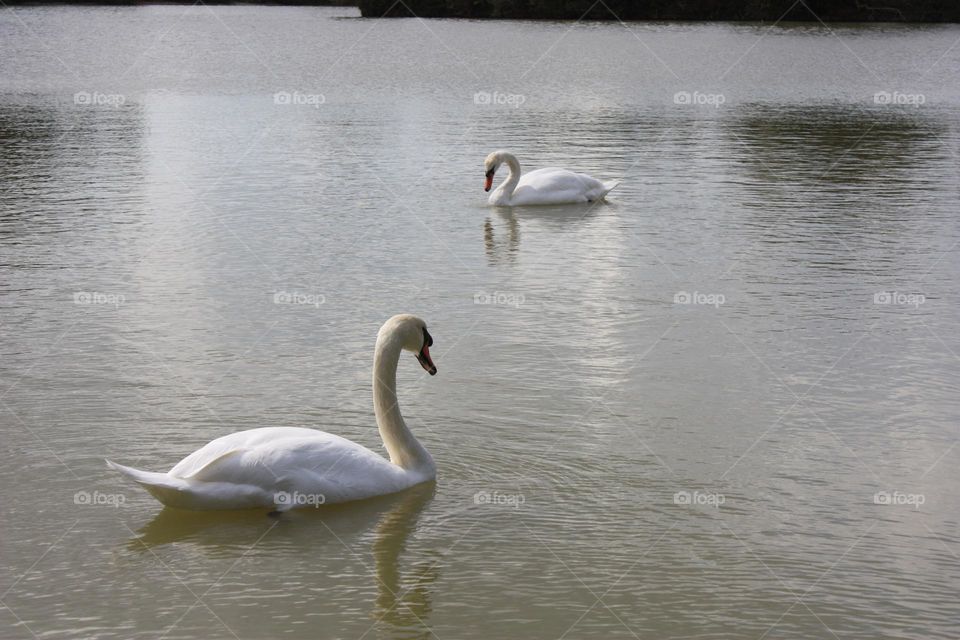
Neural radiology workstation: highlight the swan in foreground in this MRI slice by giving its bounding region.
[484,150,618,206]
[107,314,438,511]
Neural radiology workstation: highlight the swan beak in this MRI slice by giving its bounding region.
[484,169,494,192]
[416,344,437,376]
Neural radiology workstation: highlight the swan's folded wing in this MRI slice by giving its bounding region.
[513,168,611,205]
[166,427,407,493]
[166,426,321,479]
[178,449,245,481]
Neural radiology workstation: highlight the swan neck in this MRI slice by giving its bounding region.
[373,336,434,473]
[501,154,521,196]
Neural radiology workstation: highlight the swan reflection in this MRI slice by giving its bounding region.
[126,483,437,637]
[370,483,438,639]
[484,212,520,265]
[484,201,611,265]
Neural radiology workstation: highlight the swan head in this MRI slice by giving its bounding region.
[380,314,437,376]
[483,150,508,192]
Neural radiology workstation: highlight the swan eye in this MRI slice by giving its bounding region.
[485,168,495,178]
[422,327,433,347]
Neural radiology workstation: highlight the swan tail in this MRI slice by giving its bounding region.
[106,459,192,507]
[602,180,620,195]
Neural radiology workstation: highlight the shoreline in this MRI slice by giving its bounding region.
[2,0,958,23]
[357,0,959,23]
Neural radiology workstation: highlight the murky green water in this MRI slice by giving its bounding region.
[1,6,959,639]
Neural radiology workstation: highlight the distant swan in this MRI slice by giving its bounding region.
[484,150,618,206]
[107,314,438,511]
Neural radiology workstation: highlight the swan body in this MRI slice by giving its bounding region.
[107,315,438,511]
[484,150,618,206]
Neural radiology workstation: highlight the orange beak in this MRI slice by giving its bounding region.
[416,343,437,376]
[484,169,495,192]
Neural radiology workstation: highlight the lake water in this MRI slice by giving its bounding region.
[1,5,959,639]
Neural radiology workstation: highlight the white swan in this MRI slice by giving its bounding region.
[106,314,438,511]
[484,150,618,206]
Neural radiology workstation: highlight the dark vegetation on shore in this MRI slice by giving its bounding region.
[359,0,960,22]
[2,1,355,5]
[3,0,957,21]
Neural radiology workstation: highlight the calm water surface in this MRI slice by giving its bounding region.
[1,6,959,639]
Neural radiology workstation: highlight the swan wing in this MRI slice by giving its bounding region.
[512,168,614,205]
[111,427,418,510]
[170,427,414,500]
